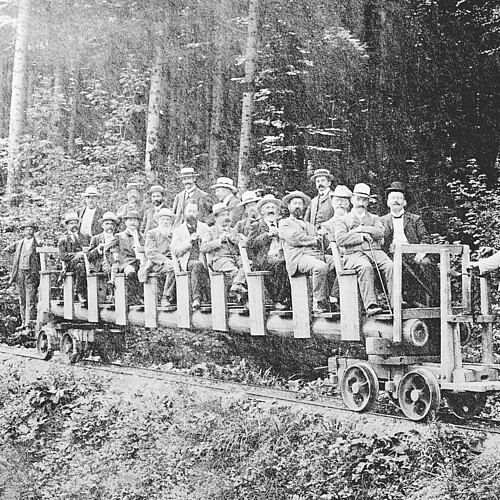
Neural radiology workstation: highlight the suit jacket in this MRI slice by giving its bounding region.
[225,194,246,227]
[379,212,430,254]
[78,206,104,238]
[87,232,115,272]
[58,232,90,264]
[278,217,321,276]
[247,219,283,270]
[172,186,213,226]
[172,221,209,271]
[334,210,384,253]
[304,190,335,227]
[144,228,172,265]
[110,229,144,268]
[140,203,166,235]
[4,238,41,284]
[201,224,242,268]
[235,216,258,238]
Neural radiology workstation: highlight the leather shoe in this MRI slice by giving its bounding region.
[274,302,286,311]
[160,298,171,307]
[192,298,201,310]
[366,305,383,316]
[230,283,247,295]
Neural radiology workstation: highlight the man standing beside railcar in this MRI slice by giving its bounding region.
[380,181,436,305]
[333,183,393,316]
[279,191,335,314]
[78,186,104,239]
[172,202,210,310]
[2,221,41,330]
[172,167,213,226]
[247,194,290,310]
[304,168,335,228]
[58,212,89,305]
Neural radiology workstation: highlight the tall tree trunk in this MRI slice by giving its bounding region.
[145,38,165,180]
[6,0,30,202]
[52,63,64,143]
[237,0,258,191]
[208,42,224,182]
[67,69,80,154]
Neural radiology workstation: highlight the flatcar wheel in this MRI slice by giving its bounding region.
[397,368,441,421]
[60,333,80,364]
[36,329,54,361]
[340,363,379,412]
[445,392,487,419]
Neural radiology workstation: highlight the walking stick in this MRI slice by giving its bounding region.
[367,240,393,315]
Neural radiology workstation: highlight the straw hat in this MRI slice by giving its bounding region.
[178,167,199,178]
[351,183,374,199]
[330,185,353,198]
[210,177,237,193]
[100,211,118,224]
[256,194,282,213]
[125,183,141,193]
[310,168,333,181]
[63,212,80,224]
[81,185,100,197]
[282,191,311,206]
[237,190,261,207]
[149,185,164,195]
[212,203,231,216]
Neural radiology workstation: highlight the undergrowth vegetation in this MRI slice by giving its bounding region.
[0,363,497,500]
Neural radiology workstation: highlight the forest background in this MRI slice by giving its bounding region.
[0,0,499,248]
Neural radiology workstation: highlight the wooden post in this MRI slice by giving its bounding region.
[339,271,360,341]
[461,245,471,312]
[144,274,158,328]
[440,249,455,383]
[480,274,494,364]
[210,272,228,331]
[290,275,311,339]
[176,272,192,329]
[87,274,99,323]
[37,271,51,325]
[247,272,266,336]
[114,273,127,326]
[63,273,74,320]
[392,244,403,343]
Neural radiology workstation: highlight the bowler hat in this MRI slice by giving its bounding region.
[212,202,231,216]
[154,207,175,220]
[123,210,141,220]
[282,191,311,206]
[257,194,282,213]
[237,190,261,207]
[311,168,334,181]
[81,185,100,197]
[330,185,353,198]
[210,177,238,193]
[385,181,407,196]
[19,220,37,230]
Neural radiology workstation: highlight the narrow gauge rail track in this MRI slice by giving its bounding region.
[1,345,500,436]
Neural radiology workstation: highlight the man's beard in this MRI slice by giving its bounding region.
[291,207,303,219]
[186,215,197,224]
[152,200,163,207]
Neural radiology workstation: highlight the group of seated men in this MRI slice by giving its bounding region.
[5,165,444,329]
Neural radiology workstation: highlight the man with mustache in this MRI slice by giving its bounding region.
[116,183,145,230]
[140,185,166,235]
[172,201,210,310]
[380,181,436,305]
[58,212,90,304]
[304,168,335,228]
[87,211,118,274]
[234,190,261,238]
[334,183,393,316]
[78,186,104,239]
[201,203,247,300]
[247,194,291,310]
[172,167,213,227]
[210,176,245,227]
[279,191,335,313]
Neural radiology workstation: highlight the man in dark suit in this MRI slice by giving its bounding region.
[304,168,335,228]
[78,186,104,239]
[247,195,290,310]
[58,212,90,304]
[334,183,393,316]
[172,167,213,226]
[380,181,436,305]
[2,221,41,329]
[87,211,118,277]
[210,176,245,226]
[140,185,166,235]
[279,191,335,313]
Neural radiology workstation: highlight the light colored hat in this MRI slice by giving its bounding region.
[257,194,282,212]
[212,202,231,216]
[154,207,175,220]
[125,183,141,193]
[149,185,164,195]
[178,167,199,178]
[19,220,37,230]
[237,190,261,207]
[123,210,141,220]
[210,177,237,193]
[100,211,118,224]
[311,168,334,181]
[81,185,100,197]
[331,185,353,198]
[282,190,311,206]
[63,212,80,224]
[352,183,374,199]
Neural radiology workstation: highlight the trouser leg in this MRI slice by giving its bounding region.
[162,271,176,300]
[16,272,26,326]
[368,250,394,306]
[24,274,39,324]
[264,258,291,304]
[296,255,329,303]
[187,260,209,301]
[343,252,377,309]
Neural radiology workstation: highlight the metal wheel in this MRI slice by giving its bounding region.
[397,368,441,421]
[36,328,54,361]
[60,333,80,364]
[445,392,487,419]
[340,362,379,412]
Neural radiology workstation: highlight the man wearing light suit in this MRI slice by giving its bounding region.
[2,221,41,329]
[171,202,210,310]
[78,186,105,239]
[172,167,213,227]
[304,168,335,228]
[279,191,335,313]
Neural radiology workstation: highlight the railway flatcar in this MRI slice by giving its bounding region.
[32,242,500,421]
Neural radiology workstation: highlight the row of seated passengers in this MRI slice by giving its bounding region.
[59,179,434,315]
